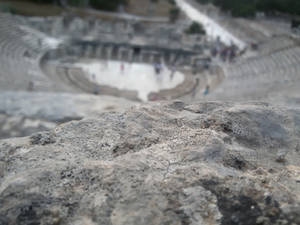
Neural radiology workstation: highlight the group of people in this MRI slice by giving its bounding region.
[211,44,238,62]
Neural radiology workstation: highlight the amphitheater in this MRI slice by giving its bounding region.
[2,5,300,137]
[1,0,300,224]
[0,6,226,138]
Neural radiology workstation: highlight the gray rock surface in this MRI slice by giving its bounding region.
[0,101,300,225]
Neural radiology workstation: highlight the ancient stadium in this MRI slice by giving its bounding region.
[0,0,300,224]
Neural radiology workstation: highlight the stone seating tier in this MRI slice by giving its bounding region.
[210,41,300,101]
[0,13,55,91]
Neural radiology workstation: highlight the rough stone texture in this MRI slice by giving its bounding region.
[0,101,300,225]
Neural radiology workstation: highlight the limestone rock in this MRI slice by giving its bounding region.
[0,101,299,225]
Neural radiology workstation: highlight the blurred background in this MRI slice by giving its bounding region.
[0,0,300,139]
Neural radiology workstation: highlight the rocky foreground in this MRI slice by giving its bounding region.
[0,101,300,225]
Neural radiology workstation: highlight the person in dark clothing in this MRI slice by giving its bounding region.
[27,81,34,91]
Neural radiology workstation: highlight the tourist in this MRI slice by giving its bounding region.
[120,62,125,73]
[154,63,161,75]
[203,85,210,96]
[251,42,258,51]
[93,86,100,95]
[220,48,228,62]
[211,47,218,57]
[27,81,34,92]
[154,63,163,82]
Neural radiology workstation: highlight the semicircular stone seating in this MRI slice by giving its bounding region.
[40,42,200,101]
[0,13,58,92]
[210,35,300,100]
[1,12,219,101]
[0,13,206,100]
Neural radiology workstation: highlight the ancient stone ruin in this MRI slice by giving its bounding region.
[0,0,300,224]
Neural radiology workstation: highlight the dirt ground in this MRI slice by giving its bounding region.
[126,0,174,17]
[0,0,173,17]
[0,0,63,16]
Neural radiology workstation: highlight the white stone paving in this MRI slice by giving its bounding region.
[77,60,184,101]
